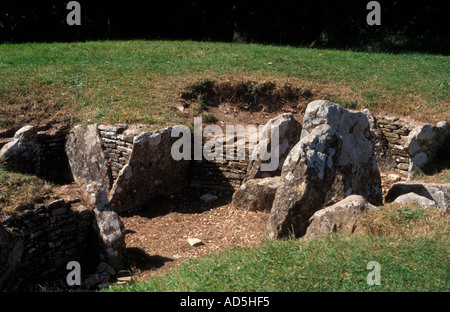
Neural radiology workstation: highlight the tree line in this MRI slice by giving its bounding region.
[0,0,447,54]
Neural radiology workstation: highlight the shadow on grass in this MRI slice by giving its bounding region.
[125,247,173,271]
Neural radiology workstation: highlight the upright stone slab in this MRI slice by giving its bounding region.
[265,124,342,239]
[65,124,111,188]
[93,208,125,270]
[245,113,302,181]
[108,127,190,212]
[302,100,382,206]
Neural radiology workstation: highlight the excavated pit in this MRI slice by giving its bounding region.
[1,81,448,289]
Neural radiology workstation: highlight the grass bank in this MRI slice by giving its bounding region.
[0,40,448,130]
[109,203,449,292]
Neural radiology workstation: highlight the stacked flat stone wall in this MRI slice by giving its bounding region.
[375,116,414,172]
[190,135,251,192]
[1,200,97,290]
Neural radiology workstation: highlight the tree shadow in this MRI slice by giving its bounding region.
[125,247,173,271]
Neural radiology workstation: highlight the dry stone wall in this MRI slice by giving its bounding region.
[1,199,98,290]
[375,116,414,172]
[190,135,250,192]
[97,124,138,184]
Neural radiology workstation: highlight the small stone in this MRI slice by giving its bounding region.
[176,105,185,112]
[116,276,132,284]
[187,238,203,247]
[97,262,108,273]
[387,174,401,182]
[106,263,116,276]
[46,199,66,213]
[200,193,218,203]
[397,163,409,171]
[99,271,110,283]
[84,273,100,288]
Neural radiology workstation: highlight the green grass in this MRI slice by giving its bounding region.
[109,204,449,292]
[0,40,448,129]
[109,235,448,292]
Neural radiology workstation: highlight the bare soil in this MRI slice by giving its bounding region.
[117,167,407,281]
[118,188,269,281]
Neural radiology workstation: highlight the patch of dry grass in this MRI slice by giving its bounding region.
[0,166,53,217]
[358,202,450,243]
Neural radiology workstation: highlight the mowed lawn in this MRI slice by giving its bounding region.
[0,40,448,130]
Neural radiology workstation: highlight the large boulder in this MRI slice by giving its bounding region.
[393,192,437,207]
[65,124,111,189]
[385,182,449,214]
[0,125,38,174]
[265,124,342,239]
[303,195,376,240]
[245,113,301,181]
[108,127,190,212]
[406,122,450,180]
[302,100,382,206]
[232,176,282,212]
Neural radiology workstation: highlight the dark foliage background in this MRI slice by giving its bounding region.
[0,0,447,54]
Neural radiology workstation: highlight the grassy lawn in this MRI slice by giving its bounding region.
[0,40,449,130]
[109,204,449,292]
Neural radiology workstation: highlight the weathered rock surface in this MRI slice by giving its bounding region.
[0,125,38,174]
[265,124,342,239]
[83,182,110,211]
[302,100,382,206]
[245,113,301,181]
[108,127,190,212]
[232,176,281,212]
[393,192,437,207]
[303,195,376,240]
[65,124,111,189]
[406,122,450,180]
[93,208,125,270]
[386,182,449,213]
